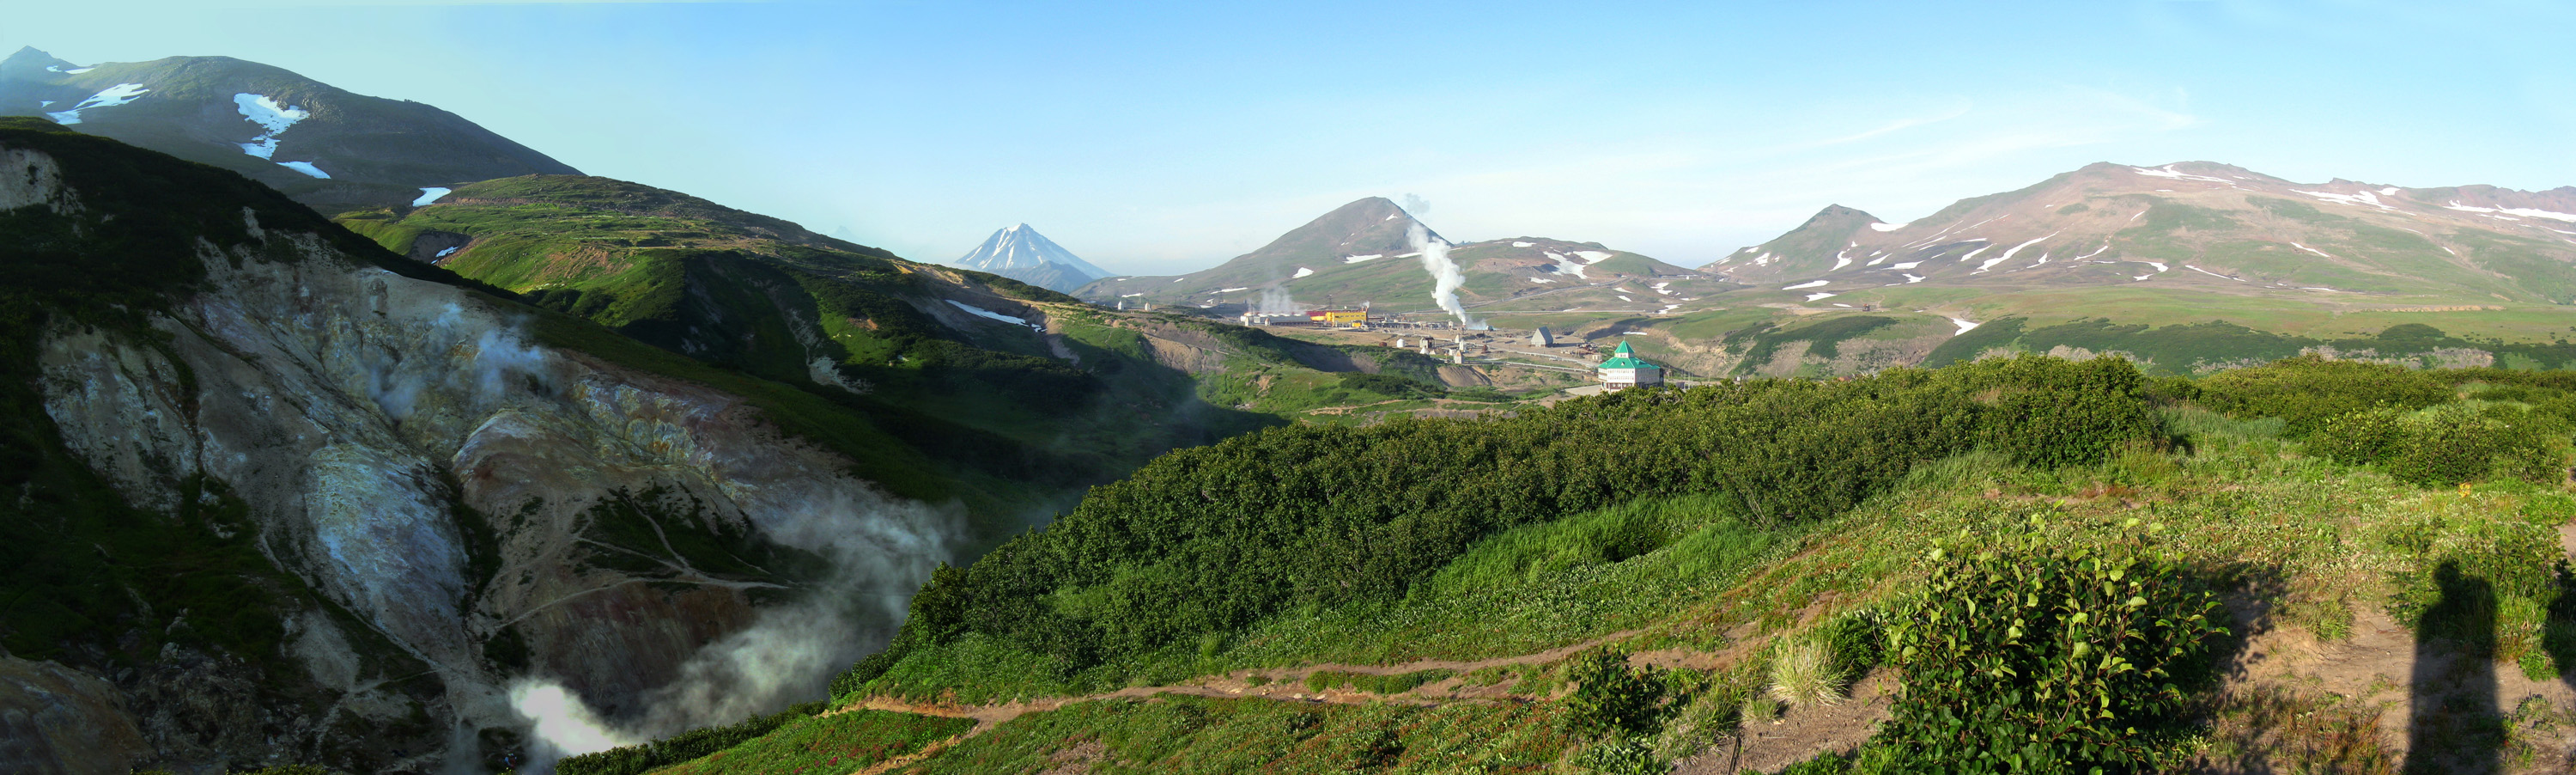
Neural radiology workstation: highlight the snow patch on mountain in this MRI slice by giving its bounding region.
[1343,254,1384,264]
[2130,165,2239,186]
[2442,202,2576,223]
[277,161,331,179]
[1951,318,1980,334]
[1784,280,1829,290]
[2294,189,2398,211]
[1868,221,1909,232]
[233,94,310,160]
[45,82,149,124]
[945,300,1028,326]
[413,187,453,207]
[1547,252,1589,279]
[1291,267,1315,278]
[1805,292,1838,302]
[2289,242,2333,259]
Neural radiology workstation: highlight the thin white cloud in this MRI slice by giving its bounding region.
[1792,102,1975,149]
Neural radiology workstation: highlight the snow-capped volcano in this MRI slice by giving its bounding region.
[953,223,1112,292]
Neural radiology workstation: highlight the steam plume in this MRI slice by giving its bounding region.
[1407,223,1473,326]
[507,483,958,773]
[1252,284,1303,314]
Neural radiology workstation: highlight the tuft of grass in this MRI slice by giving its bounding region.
[1739,693,1782,727]
[1765,638,1846,707]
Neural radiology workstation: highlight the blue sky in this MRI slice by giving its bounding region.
[9,1,2573,274]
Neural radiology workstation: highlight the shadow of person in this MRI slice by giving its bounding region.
[2406,560,2501,774]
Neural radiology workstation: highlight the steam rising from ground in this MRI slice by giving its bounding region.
[509,682,636,768]
[1252,284,1303,314]
[1407,223,1473,326]
[508,477,960,773]
[365,303,552,420]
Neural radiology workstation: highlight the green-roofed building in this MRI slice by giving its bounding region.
[1596,339,1663,391]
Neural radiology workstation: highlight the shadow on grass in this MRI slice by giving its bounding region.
[2406,561,2501,775]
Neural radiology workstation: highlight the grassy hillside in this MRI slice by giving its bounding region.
[610,353,2576,773]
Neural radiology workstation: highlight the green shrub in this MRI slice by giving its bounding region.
[847,356,2160,692]
[1561,647,1670,737]
[2306,401,2571,487]
[2196,356,2451,436]
[1573,735,1666,775]
[1878,518,2227,773]
[1954,355,2160,469]
[2308,406,2405,465]
[2388,403,2572,487]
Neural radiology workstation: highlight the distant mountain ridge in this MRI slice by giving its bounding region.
[1074,197,1712,316]
[0,46,579,214]
[1706,161,2576,304]
[954,223,1111,292]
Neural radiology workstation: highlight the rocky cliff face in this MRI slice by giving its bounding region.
[5,125,960,772]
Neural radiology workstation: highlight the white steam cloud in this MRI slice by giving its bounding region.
[364,303,552,420]
[509,681,637,768]
[507,479,960,773]
[1407,223,1473,326]
[1252,284,1304,314]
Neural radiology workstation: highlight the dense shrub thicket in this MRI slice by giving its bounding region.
[1877,521,2227,773]
[2312,402,2573,486]
[841,355,2160,688]
[2191,356,2451,436]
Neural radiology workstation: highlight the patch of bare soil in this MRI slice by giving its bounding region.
[1676,670,1898,774]
[2191,580,2576,773]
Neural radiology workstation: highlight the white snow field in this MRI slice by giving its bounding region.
[46,83,149,124]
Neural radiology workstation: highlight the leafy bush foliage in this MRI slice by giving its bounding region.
[1878,519,2227,773]
[1562,647,1670,737]
[2311,402,2572,486]
[850,356,2161,689]
[2195,356,2451,436]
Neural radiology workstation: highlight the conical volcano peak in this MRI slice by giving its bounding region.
[955,223,1113,291]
